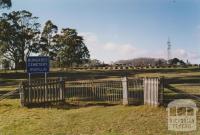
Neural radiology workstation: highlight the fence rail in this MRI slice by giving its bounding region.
[0,89,19,101]
[19,77,163,107]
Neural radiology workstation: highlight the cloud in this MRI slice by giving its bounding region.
[171,49,200,63]
[173,49,188,59]
[80,32,200,64]
[80,32,141,63]
[79,32,100,59]
[80,32,98,45]
[103,42,137,54]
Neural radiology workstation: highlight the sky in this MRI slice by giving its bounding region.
[8,0,200,63]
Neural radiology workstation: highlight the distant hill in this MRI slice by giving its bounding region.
[114,57,167,67]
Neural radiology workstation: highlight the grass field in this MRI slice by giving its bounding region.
[0,68,200,135]
[1,100,199,135]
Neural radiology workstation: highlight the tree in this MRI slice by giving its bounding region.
[55,28,90,67]
[169,58,185,65]
[88,59,102,67]
[40,20,58,58]
[156,59,166,67]
[0,10,40,69]
[0,0,11,9]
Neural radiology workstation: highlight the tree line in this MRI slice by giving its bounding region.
[0,0,90,70]
[115,57,188,67]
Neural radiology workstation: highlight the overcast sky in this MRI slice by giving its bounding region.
[9,0,200,63]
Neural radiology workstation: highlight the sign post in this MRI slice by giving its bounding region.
[45,72,47,99]
[28,73,31,101]
[26,56,50,101]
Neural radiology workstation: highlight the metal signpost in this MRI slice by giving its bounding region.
[26,56,50,99]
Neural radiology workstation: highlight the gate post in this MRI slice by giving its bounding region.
[122,77,128,105]
[143,78,147,105]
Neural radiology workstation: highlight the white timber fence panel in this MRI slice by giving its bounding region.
[143,77,163,106]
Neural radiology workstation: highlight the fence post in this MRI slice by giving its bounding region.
[143,78,147,105]
[122,77,128,105]
[59,77,64,100]
[19,82,25,107]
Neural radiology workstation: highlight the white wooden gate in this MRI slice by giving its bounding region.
[143,78,163,106]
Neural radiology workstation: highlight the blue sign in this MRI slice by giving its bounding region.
[27,56,49,73]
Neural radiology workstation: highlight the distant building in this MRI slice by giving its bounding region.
[0,58,6,70]
[0,58,14,70]
[0,63,3,70]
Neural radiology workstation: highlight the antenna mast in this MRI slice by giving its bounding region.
[167,37,171,62]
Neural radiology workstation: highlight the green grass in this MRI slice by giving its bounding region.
[1,99,199,135]
[0,85,18,91]
[170,83,200,94]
